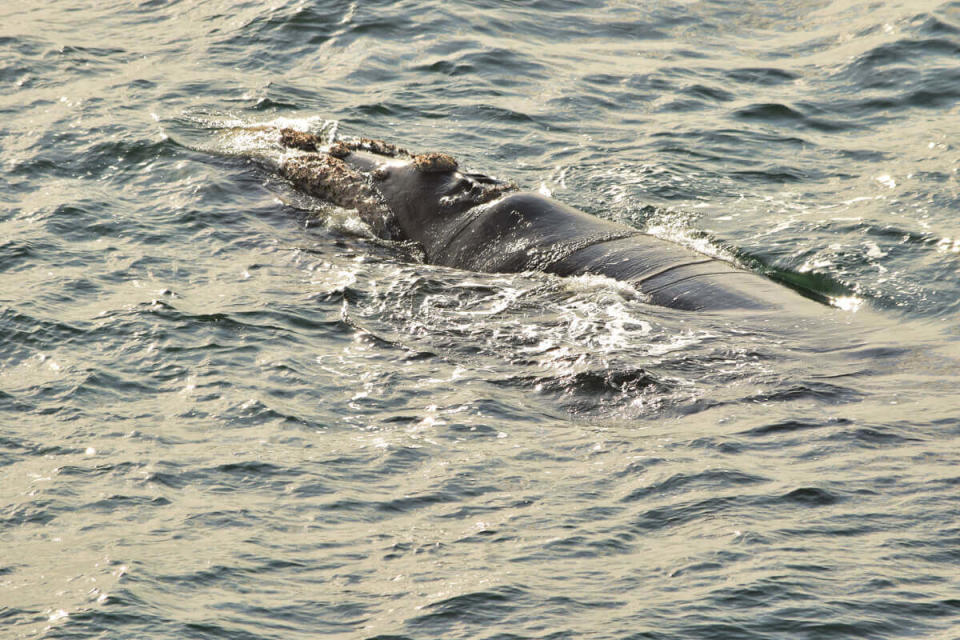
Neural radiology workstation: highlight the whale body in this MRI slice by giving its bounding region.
[275,129,818,313]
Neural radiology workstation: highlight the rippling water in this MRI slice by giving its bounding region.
[3,1,960,638]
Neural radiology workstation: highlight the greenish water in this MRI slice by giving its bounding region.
[2,1,960,638]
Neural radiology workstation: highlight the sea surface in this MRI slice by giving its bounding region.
[3,1,960,638]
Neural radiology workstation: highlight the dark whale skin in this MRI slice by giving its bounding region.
[418,191,805,311]
[280,141,821,313]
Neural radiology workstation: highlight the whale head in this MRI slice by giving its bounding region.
[277,129,514,250]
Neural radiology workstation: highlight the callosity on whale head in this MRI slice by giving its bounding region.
[276,129,514,253]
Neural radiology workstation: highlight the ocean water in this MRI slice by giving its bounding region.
[2,1,960,638]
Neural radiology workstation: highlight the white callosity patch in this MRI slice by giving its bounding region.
[278,153,395,239]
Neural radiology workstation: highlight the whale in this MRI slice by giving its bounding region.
[274,128,819,313]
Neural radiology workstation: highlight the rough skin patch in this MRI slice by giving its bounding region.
[328,141,351,158]
[277,129,457,177]
[413,153,458,173]
[278,132,410,158]
[343,137,407,157]
[279,129,323,152]
[438,179,518,214]
[278,155,396,239]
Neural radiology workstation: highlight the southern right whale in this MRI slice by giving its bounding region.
[274,128,822,313]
